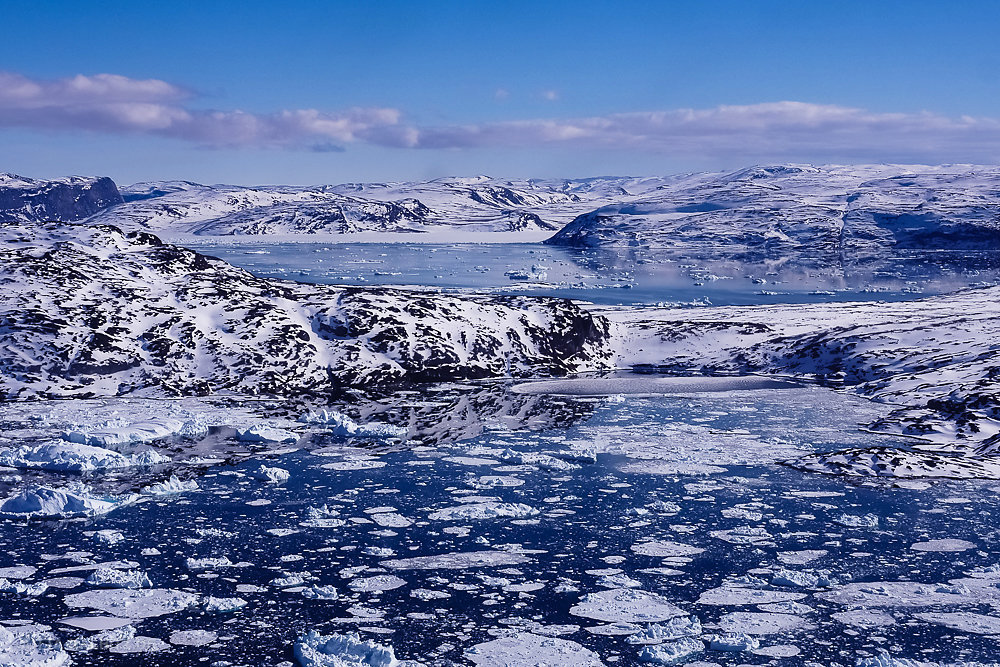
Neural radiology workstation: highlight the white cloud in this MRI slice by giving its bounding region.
[1,72,999,163]
[0,71,403,148]
[541,89,559,102]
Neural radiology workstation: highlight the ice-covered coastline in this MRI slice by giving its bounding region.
[5,219,1000,480]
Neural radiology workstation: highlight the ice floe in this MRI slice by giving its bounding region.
[427,502,538,521]
[63,588,199,619]
[300,410,408,439]
[466,632,604,666]
[0,441,167,472]
[294,630,398,667]
[85,567,152,589]
[143,475,199,495]
[569,588,687,623]
[638,637,705,664]
[0,486,137,519]
[382,551,531,570]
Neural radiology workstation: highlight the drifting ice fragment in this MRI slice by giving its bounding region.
[294,630,398,667]
[299,410,408,439]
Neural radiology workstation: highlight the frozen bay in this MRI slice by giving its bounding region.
[0,382,999,665]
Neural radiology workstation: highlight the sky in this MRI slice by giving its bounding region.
[2,0,1000,185]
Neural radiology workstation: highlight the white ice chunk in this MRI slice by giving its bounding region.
[570,588,687,623]
[144,475,199,496]
[0,441,167,472]
[236,424,298,443]
[299,410,408,439]
[63,418,188,447]
[382,551,530,571]
[250,465,291,483]
[638,637,705,664]
[63,588,199,619]
[466,632,603,666]
[631,540,704,558]
[347,575,406,593]
[203,596,247,613]
[0,486,136,519]
[910,539,976,552]
[0,624,71,665]
[86,567,152,589]
[704,632,760,651]
[294,630,398,667]
[428,502,538,521]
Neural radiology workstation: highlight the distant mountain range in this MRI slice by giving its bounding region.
[3,165,1000,257]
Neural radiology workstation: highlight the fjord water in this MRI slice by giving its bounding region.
[2,383,999,666]
[194,241,1000,306]
[3,243,1000,666]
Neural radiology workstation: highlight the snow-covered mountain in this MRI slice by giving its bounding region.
[84,176,672,236]
[604,287,1000,477]
[0,173,122,223]
[0,221,614,400]
[547,164,1000,258]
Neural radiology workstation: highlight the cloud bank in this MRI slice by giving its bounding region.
[3,71,1000,162]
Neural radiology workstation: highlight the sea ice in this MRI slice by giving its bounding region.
[250,465,291,483]
[626,615,702,644]
[465,632,604,666]
[0,486,136,518]
[109,636,170,653]
[169,629,217,646]
[638,637,705,664]
[203,596,247,613]
[144,475,199,495]
[914,611,1000,634]
[428,502,538,521]
[348,575,406,593]
[910,539,976,552]
[63,588,199,619]
[0,441,167,472]
[294,630,398,667]
[569,588,687,623]
[696,586,807,606]
[631,540,705,558]
[85,567,152,589]
[704,632,760,651]
[236,423,299,443]
[299,410,408,439]
[718,611,814,635]
[382,551,531,570]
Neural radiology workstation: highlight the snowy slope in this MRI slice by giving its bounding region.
[0,173,122,223]
[547,164,1000,258]
[86,176,673,237]
[0,221,614,399]
[603,288,1000,476]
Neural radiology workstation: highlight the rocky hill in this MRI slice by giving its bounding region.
[547,164,1000,259]
[0,221,614,400]
[0,173,122,223]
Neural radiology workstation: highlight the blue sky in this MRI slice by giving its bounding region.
[2,0,999,184]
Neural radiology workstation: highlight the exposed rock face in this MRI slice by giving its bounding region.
[547,165,1000,258]
[0,221,614,399]
[0,173,122,223]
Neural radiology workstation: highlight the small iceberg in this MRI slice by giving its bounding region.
[299,410,407,439]
[144,475,199,496]
[294,630,398,667]
[0,441,168,472]
[0,486,137,519]
[236,424,299,443]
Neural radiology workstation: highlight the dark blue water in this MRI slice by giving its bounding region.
[189,241,1000,306]
[2,385,998,665]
